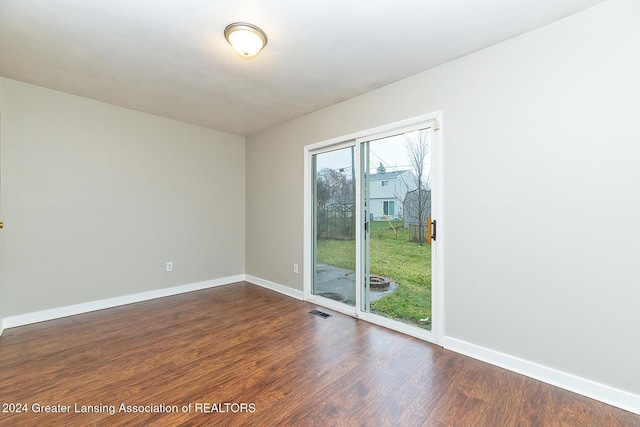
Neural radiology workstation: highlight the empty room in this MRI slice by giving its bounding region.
[1,0,639,425]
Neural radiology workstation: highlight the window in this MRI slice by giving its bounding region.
[383,201,394,216]
[381,180,389,187]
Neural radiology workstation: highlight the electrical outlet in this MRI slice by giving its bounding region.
[293,263,299,274]
[166,262,173,272]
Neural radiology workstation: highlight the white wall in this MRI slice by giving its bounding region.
[0,78,246,317]
[246,0,640,398]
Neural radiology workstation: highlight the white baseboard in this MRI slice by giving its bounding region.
[1,275,245,330]
[0,274,301,333]
[442,336,640,416]
[245,275,304,300]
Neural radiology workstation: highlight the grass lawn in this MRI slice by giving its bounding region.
[316,220,432,329]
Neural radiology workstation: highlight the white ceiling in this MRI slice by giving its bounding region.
[0,0,606,136]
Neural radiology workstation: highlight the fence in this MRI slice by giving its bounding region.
[407,216,432,244]
[317,202,355,240]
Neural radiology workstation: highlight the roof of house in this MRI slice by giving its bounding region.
[369,170,409,181]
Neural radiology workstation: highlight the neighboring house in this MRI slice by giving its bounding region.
[368,170,416,220]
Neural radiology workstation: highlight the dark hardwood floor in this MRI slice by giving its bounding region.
[0,282,638,426]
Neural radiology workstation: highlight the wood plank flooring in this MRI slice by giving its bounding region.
[0,282,638,426]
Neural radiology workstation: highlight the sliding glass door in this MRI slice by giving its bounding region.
[361,129,433,330]
[311,145,356,307]
[306,115,440,342]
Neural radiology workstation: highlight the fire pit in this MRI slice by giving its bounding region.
[369,275,390,291]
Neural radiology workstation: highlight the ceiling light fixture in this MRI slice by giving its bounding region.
[224,22,268,58]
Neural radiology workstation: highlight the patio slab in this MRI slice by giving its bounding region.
[314,264,398,305]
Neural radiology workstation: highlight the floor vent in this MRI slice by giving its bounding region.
[309,310,332,319]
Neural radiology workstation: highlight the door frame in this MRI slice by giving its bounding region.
[303,111,444,344]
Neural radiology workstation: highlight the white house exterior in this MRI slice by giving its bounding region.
[368,170,417,220]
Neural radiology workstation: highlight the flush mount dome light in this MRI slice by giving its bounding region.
[224,22,267,58]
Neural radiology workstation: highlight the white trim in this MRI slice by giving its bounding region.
[431,112,445,344]
[354,116,439,144]
[305,113,441,153]
[354,141,363,320]
[307,139,356,156]
[303,143,312,303]
[1,275,245,329]
[443,336,640,416]
[306,294,357,317]
[245,275,304,300]
[358,311,436,343]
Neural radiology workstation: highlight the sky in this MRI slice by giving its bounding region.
[315,130,431,176]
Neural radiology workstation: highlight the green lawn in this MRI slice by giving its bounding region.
[316,220,432,329]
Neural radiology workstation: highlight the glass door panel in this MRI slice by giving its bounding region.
[362,129,433,330]
[312,146,356,306]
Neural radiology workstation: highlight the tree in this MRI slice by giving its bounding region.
[316,167,353,202]
[402,131,431,245]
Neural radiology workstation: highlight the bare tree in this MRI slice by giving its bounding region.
[317,167,353,200]
[402,131,431,245]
